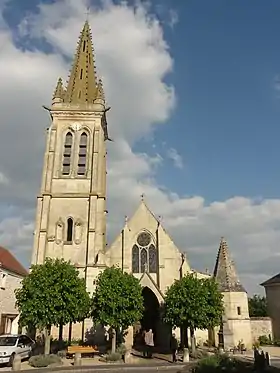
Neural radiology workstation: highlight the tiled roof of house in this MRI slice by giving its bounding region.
[261,273,280,287]
[0,246,28,277]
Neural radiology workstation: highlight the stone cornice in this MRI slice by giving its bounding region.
[38,193,106,199]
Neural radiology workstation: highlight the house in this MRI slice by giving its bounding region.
[261,273,280,340]
[0,246,28,334]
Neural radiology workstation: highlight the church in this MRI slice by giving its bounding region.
[31,21,253,351]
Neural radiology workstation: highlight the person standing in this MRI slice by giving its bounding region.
[170,333,178,363]
[144,329,154,358]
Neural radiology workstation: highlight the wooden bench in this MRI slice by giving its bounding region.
[67,345,99,357]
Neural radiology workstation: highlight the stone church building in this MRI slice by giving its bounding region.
[31,21,253,350]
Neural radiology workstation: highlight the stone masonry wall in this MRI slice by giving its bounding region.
[250,317,273,342]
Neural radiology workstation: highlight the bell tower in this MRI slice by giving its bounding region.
[31,21,110,298]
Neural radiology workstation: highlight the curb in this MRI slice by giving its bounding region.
[0,362,188,373]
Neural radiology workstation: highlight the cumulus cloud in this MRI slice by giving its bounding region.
[166,147,184,169]
[0,0,277,295]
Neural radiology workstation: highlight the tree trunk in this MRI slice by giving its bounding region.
[190,327,196,353]
[44,326,51,355]
[111,328,116,353]
[59,324,63,341]
[68,322,72,344]
[180,326,189,348]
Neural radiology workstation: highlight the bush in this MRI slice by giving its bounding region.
[193,355,220,373]
[258,335,272,345]
[116,344,126,355]
[193,354,252,373]
[105,352,122,362]
[190,349,209,359]
[29,354,62,368]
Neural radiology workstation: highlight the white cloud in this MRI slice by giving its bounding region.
[0,171,8,185]
[166,147,184,169]
[0,0,278,295]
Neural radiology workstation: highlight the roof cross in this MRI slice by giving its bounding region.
[85,6,90,21]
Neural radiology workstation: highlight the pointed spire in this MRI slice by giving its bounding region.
[52,77,65,103]
[213,237,246,292]
[64,21,98,104]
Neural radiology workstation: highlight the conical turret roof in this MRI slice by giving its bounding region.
[213,237,246,292]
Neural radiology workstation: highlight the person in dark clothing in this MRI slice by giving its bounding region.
[170,333,178,363]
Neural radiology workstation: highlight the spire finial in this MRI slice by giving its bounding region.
[95,78,105,104]
[85,6,90,21]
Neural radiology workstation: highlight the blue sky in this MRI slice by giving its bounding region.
[4,0,280,201]
[143,0,280,201]
[2,0,280,293]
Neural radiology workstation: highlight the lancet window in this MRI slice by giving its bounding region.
[62,132,73,175]
[66,217,73,243]
[77,132,88,175]
[132,232,158,274]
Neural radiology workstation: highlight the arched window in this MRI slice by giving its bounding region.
[131,232,158,274]
[62,132,73,175]
[132,245,139,273]
[66,218,73,243]
[77,132,87,175]
[148,244,157,273]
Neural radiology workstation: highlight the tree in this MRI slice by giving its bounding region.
[91,267,144,353]
[164,273,224,352]
[15,258,91,355]
[248,295,268,317]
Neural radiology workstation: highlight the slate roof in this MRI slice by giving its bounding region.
[0,246,28,277]
[213,237,246,292]
[261,273,280,287]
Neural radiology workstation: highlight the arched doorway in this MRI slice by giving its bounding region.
[141,287,160,335]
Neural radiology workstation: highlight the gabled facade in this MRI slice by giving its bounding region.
[106,199,192,294]
[0,246,28,335]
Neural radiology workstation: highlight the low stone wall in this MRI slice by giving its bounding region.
[250,317,273,341]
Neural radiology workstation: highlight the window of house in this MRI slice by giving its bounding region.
[66,218,73,243]
[0,272,7,289]
[237,306,241,315]
[62,132,73,175]
[77,132,87,175]
[131,232,157,274]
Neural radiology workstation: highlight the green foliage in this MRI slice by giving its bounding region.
[248,295,268,317]
[116,344,127,355]
[193,354,252,373]
[29,354,61,368]
[15,258,91,329]
[164,274,224,331]
[105,352,122,362]
[258,335,272,345]
[92,267,144,330]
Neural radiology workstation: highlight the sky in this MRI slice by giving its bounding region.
[0,0,280,295]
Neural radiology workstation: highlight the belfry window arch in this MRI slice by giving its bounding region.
[77,132,88,176]
[62,132,73,175]
[132,231,158,274]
